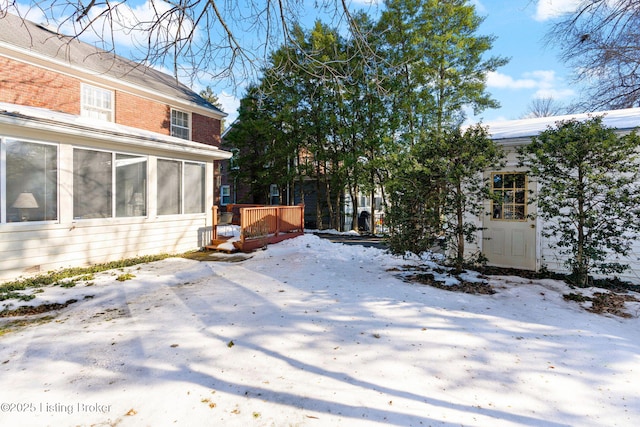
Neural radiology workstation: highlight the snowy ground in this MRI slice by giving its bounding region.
[0,233,639,427]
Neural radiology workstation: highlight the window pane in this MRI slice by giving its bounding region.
[171,110,190,140]
[116,154,147,217]
[503,190,513,203]
[493,174,503,189]
[6,140,57,222]
[221,185,230,205]
[73,149,112,219]
[158,159,181,215]
[492,203,502,219]
[504,173,514,188]
[184,162,205,214]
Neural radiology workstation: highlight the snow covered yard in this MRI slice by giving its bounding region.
[0,233,639,427]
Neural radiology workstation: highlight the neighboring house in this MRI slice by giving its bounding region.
[476,107,640,282]
[0,13,231,280]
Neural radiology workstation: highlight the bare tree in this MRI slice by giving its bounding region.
[1,0,380,88]
[522,96,565,118]
[546,0,640,110]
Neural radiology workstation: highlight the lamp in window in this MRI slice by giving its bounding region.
[12,192,39,221]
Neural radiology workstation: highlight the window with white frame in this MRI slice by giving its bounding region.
[81,84,114,121]
[157,159,182,215]
[115,154,147,217]
[3,138,58,223]
[73,148,148,219]
[220,185,231,205]
[171,109,190,140]
[184,162,205,214]
[157,159,206,215]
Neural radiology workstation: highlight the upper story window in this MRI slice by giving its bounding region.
[81,84,114,122]
[171,109,190,140]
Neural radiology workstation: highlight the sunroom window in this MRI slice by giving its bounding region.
[184,162,205,214]
[157,159,206,215]
[115,154,147,217]
[4,139,58,222]
[73,149,112,219]
[157,159,182,215]
[73,149,148,219]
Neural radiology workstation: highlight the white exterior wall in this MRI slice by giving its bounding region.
[538,220,640,284]
[0,216,211,279]
[0,107,227,282]
[485,134,640,284]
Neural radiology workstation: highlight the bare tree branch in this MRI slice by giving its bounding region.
[1,0,378,91]
[546,0,640,110]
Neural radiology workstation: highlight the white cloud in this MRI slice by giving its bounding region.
[86,1,197,52]
[487,71,538,89]
[534,0,582,21]
[10,1,197,55]
[487,69,575,106]
[533,87,575,100]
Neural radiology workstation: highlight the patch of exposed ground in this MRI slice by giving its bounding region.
[396,264,639,318]
[0,299,78,317]
[392,265,496,295]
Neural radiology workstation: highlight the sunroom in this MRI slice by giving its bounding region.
[0,103,232,280]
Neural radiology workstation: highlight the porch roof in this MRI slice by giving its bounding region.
[0,102,232,160]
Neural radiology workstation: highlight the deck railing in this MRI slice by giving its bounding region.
[210,204,304,252]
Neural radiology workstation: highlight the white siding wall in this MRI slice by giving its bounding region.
[539,224,640,284]
[1,126,216,281]
[0,216,211,279]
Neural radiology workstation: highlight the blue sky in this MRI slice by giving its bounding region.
[470,0,580,122]
[9,0,584,124]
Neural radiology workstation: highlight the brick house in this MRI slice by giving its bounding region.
[0,13,231,280]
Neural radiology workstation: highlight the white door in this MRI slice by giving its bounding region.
[483,172,537,271]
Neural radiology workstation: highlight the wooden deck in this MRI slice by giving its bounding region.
[205,204,305,253]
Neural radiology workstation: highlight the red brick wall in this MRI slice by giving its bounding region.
[192,113,221,147]
[115,91,170,135]
[0,57,80,114]
[0,56,221,146]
